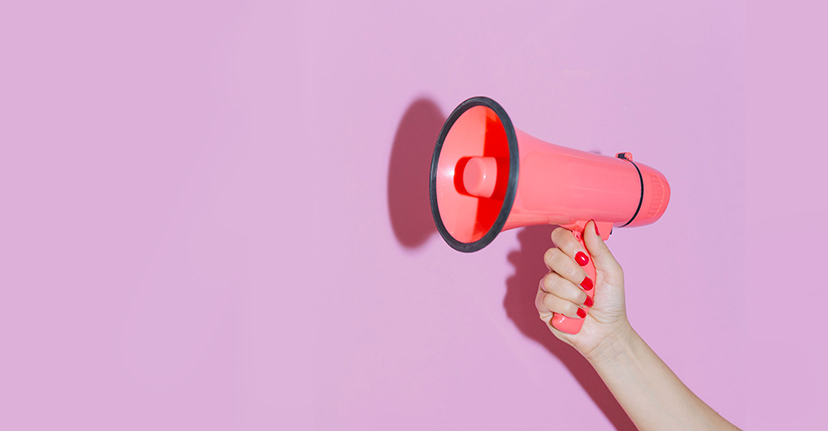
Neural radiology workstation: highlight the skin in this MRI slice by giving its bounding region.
[536,220,741,431]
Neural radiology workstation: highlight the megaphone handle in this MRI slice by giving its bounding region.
[550,225,596,334]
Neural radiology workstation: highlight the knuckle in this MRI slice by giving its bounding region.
[544,248,561,265]
[535,287,546,306]
[543,293,557,310]
[562,301,579,317]
[552,227,576,247]
[541,273,557,292]
[572,288,587,304]
[571,267,589,286]
[566,283,585,303]
[551,227,568,238]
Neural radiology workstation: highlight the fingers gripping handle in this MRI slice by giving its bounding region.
[551,225,596,334]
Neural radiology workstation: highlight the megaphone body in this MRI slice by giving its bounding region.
[429,97,670,334]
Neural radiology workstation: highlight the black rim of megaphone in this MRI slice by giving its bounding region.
[429,96,519,253]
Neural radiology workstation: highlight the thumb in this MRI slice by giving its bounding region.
[584,220,622,279]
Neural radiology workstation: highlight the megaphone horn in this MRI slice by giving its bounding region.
[429,96,670,334]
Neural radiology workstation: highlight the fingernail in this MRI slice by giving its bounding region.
[581,277,594,291]
[575,252,589,266]
[584,296,594,307]
[577,308,587,318]
[592,220,600,236]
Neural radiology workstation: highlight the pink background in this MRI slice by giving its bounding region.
[1,1,823,430]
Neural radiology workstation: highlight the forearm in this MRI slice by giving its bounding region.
[586,325,739,431]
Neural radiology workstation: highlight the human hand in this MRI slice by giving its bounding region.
[535,220,633,363]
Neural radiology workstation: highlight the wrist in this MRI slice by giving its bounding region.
[583,320,638,367]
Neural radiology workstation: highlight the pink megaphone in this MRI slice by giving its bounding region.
[429,96,670,334]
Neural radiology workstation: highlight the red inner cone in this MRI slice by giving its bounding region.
[435,106,511,243]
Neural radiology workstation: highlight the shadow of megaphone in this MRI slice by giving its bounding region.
[387,97,445,248]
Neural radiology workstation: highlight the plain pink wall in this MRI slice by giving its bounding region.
[4,1,820,430]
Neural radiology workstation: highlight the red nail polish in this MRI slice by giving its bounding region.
[584,296,594,307]
[592,220,600,236]
[581,277,593,291]
[575,252,589,266]
[577,308,587,318]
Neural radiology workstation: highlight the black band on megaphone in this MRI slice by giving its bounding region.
[618,157,644,228]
